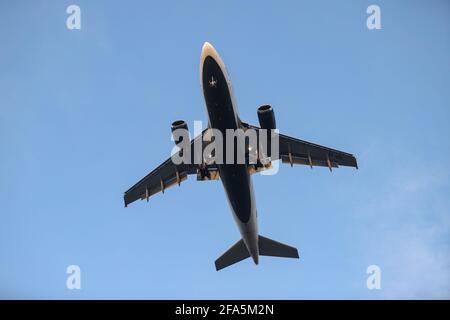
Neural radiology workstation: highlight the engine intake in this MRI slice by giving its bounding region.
[257,105,276,130]
[257,105,276,160]
[171,120,188,145]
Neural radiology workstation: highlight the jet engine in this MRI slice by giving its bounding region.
[171,120,188,145]
[257,105,276,130]
[256,105,276,164]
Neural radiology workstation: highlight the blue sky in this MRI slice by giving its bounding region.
[1,0,449,299]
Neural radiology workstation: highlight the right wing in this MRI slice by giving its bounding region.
[242,122,357,170]
[277,132,358,170]
[124,129,212,207]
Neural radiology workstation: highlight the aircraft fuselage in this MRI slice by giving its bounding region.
[200,43,259,265]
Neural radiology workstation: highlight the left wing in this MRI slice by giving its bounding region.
[123,159,196,207]
[124,129,213,207]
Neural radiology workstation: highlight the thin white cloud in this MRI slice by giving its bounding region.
[354,144,450,298]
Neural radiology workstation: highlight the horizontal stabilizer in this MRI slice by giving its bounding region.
[258,235,299,259]
[215,239,250,271]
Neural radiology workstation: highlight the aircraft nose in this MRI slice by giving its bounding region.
[202,41,213,52]
[201,41,218,59]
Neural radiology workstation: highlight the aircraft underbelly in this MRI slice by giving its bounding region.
[202,49,258,253]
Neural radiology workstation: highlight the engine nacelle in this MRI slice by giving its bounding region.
[257,105,276,130]
[171,120,188,145]
[257,105,276,161]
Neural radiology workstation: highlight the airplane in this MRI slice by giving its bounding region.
[124,42,358,271]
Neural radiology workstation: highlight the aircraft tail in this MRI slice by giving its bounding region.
[215,239,250,271]
[215,236,299,271]
[258,235,299,259]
